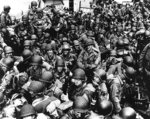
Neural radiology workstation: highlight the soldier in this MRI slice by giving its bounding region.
[68,68,95,102]
[106,70,123,114]
[93,100,113,119]
[27,55,51,81]
[28,80,61,118]
[0,5,11,28]
[28,0,38,22]
[44,43,58,68]
[60,43,77,71]
[23,40,32,50]
[14,15,34,39]
[20,104,50,119]
[119,107,143,119]
[17,49,33,72]
[72,40,82,58]
[77,38,101,81]
[33,8,51,32]
[60,96,90,119]
[68,24,79,43]
[92,69,109,103]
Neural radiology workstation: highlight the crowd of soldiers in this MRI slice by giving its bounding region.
[1,0,150,119]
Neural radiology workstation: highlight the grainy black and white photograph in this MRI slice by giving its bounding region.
[0,0,150,118]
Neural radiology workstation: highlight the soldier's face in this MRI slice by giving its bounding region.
[93,74,100,86]
[74,45,80,50]
[37,31,42,37]
[32,6,37,12]
[47,50,54,59]
[74,111,87,119]
[57,66,63,73]
[63,49,69,56]
[86,45,92,52]
[24,46,30,49]
[71,78,82,87]
[23,20,28,24]
[5,52,13,57]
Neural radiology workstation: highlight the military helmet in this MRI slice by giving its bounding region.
[96,100,113,116]
[31,0,37,6]
[70,24,76,30]
[39,71,54,84]
[4,5,11,11]
[28,81,46,93]
[117,39,124,48]
[1,28,8,34]
[123,38,129,45]
[73,40,80,46]
[60,115,69,119]
[22,15,28,21]
[51,40,57,51]
[41,43,47,50]
[55,57,65,67]
[36,8,43,13]
[73,68,85,80]
[62,37,68,43]
[73,96,90,113]
[62,43,70,50]
[24,40,31,46]
[20,104,36,117]
[4,46,13,54]
[119,107,136,119]
[44,33,50,38]
[85,38,94,46]
[145,30,150,37]
[125,66,136,79]
[2,56,15,69]
[94,69,106,80]
[87,30,94,37]
[46,43,52,51]
[22,49,33,59]
[31,55,42,66]
[123,56,134,67]
[79,25,84,31]
[31,34,38,40]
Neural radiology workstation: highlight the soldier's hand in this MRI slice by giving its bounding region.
[61,93,69,102]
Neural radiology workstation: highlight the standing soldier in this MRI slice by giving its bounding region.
[33,8,51,32]
[28,0,38,22]
[60,43,77,71]
[77,38,101,81]
[0,5,12,28]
